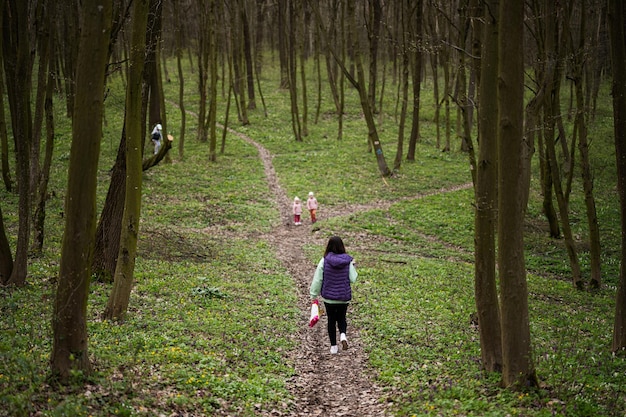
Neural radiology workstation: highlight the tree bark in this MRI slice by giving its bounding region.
[565,0,602,289]
[346,0,391,176]
[542,0,583,289]
[474,0,502,373]
[207,0,218,161]
[32,44,56,254]
[241,1,256,110]
[0,0,10,192]
[3,0,33,286]
[394,1,410,171]
[277,0,289,88]
[195,0,209,142]
[287,0,302,141]
[406,0,423,161]
[59,1,80,118]
[367,0,382,114]
[0,205,12,284]
[92,0,170,282]
[92,132,127,282]
[497,0,536,389]
[299,2,310,137]
[173,0,186,160]
[32,2,56,254]
[608,0,626,352]
[51,0,112,381]
[104,0,150,321]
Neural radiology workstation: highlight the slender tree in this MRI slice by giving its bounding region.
[0,0,10,192]
[394,0,410,171]
[0,206,12,282]
[2,0,33,286]
[207,0,218,161]
[497,0,536,388]
[286,0,302,141]
[104,0,150,321]
[346,0,391,176]
[608,0,626,352]
[367,0,382,114]
[173,0,187,160]
[474,0,502,373]
[542,0,583,289]
[32,1,57,254]
[241,0,256,110]
[51,0,112,380]
[564,0,602,289]
[406,0,424,161]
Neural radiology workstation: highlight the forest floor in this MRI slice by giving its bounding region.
[226,126,471,416]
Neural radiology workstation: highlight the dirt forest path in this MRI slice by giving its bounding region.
[172,98,472,414]
[226,127,393,416]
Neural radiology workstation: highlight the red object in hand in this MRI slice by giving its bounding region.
[309,300,319,327]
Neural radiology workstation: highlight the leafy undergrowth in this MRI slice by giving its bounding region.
[348,249,625,416]
[0,238,299,417]
[1,60,625,416]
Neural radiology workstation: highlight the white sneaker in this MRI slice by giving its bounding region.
[330,345,338,354]
[340,333,348,350]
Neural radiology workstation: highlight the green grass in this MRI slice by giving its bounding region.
[0,53,625,416]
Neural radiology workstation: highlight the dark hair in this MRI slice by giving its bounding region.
[324,236,346,257]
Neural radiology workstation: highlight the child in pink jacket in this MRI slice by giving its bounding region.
[307,191,318,223]
[293,196,303,225]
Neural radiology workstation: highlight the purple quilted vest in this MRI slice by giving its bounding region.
[321,252,353,301]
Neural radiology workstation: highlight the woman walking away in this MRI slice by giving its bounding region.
[310,236,358,354]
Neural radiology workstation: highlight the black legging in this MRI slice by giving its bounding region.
[324,302,348,346]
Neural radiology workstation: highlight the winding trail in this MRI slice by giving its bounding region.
[171,104,471,414]
[227,127,393,416]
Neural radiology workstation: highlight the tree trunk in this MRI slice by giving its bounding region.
[346,0,391,177]
[367,0,382,114]
[207,0,218,161]
[474,0,502,374]
[299,3,309,137]
[338,0,346,141]
[232,2,249,125]
[0,0,11,192]
[32,46,56,254]
[92,132,127,282]
[394,26,409,172]
[314,25,322,124]
[145,0,166,139]
[394,1,410,171]
[456,5,477,186]
[59,1,79,118]
[608,0,626,352]
[32,3,56,254]
[542,0,582,289]
[406,0,423,162]
[526,4,561,238]
[174,0,186,160]
[104,0,149,322]
[277,0,289,88]
[3,0,33,287]
[241,2,256,110]
[253,2,268,118]
[0,206,12,284]
[497,0,536,389]
[51,0,112,381]
[565,1,602,289]
[196,0,209,142]
[287,0,302,141]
